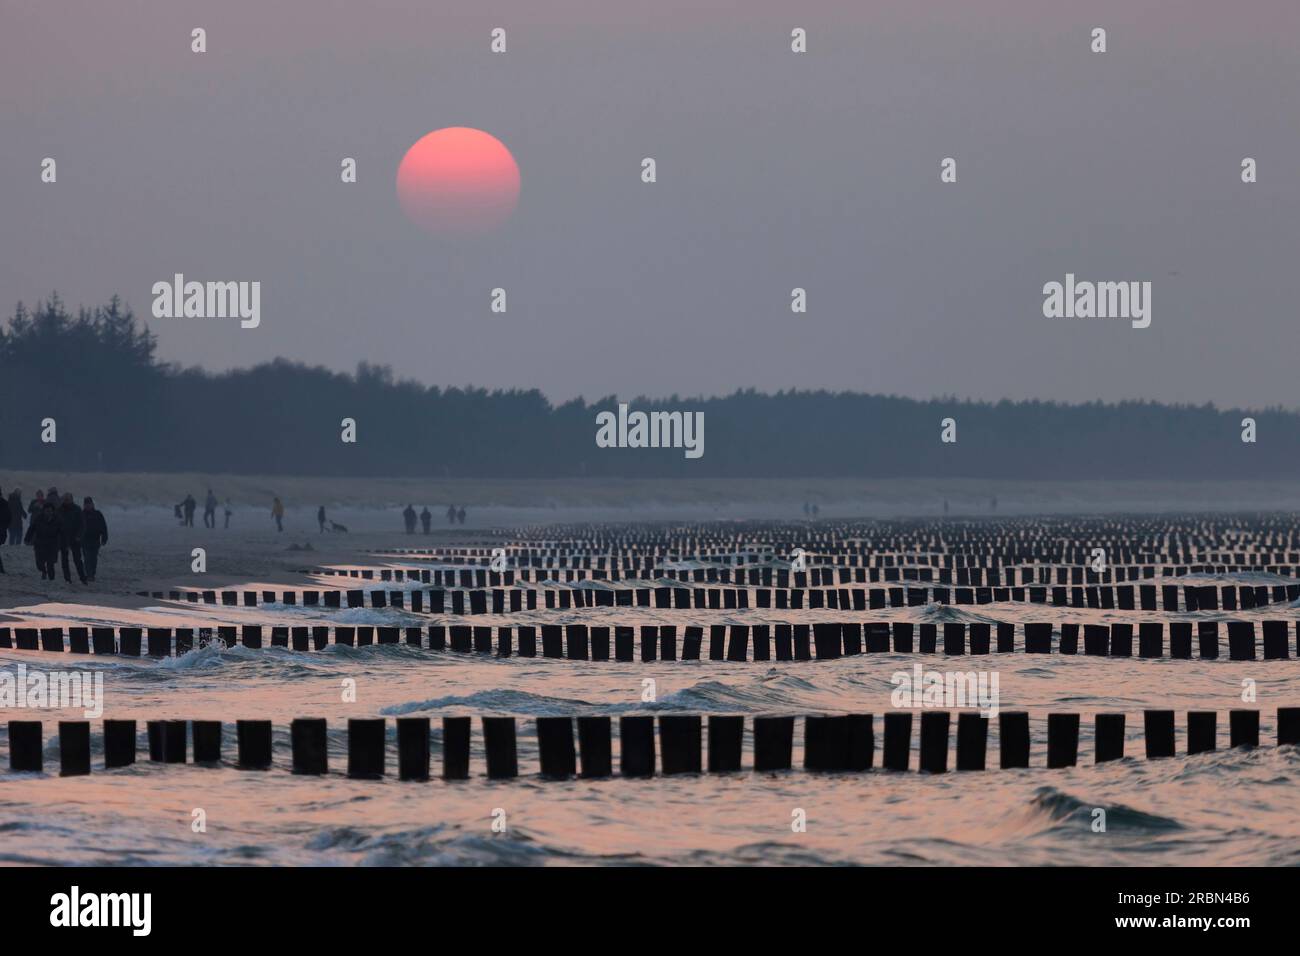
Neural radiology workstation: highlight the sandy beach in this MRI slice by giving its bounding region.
[6,472,1300,609]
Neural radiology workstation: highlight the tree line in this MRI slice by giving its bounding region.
[1,294,1295,480]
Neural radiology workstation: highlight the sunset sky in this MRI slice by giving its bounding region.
[2,0,1298,407]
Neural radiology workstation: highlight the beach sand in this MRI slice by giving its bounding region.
[4,473,1300,610]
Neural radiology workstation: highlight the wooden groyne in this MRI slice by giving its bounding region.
[4,620,1295,660]
[7,708,1297,778]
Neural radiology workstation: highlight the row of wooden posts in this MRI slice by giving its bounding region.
[8,708,1298,778]
[136,581,1300,613]
[4,620,1297,659]
[371,546,1300,574]
[334,561,1300,586]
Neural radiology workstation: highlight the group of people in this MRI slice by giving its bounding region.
[175,489,234,528]
[402,504,466,533]
[0,485,109,584]
[174,491,294,533]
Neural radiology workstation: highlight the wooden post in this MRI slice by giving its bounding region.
[1094,713,1125,762]
[396,717,430,781]
[659,715,702,774]
[291,718,328,774]
[707,716,743,772]
[1228,710,1258,748]
[537,717,576,778]
[1046,713,1079,768]
[1278,707,1300,745]
[883,712,912,771]
[577,716,612,778]
[59,721,90,776]
[236,720,272,770]
[192,720,222,763]
[999,712,1030,768]
[104,719,136,768]
[442,716,470,780]
[1187,711,1216,754]
[919,711,949,772]
[955,712,987,770]
[347,718,385,779]
[619,716,655,777]
[482,717,518,779]
[753,716,794,771]
[1144,710,1176,759]
[9,721,42,772]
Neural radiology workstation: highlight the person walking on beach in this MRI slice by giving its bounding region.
[25,500,60,580]
[203,489,218,528]
[182,494,197,527]
[446,505,456,525]
[29,490,45,524]
[0,489,9,574]
[81,497,108,582]
[7,488,23,546]
[271,497,285,532]
[317,505,327,533]
[403,504,417,534]
[56,492,87,584]
[456,506,466,525]
[224,499,233,528]
[420,506,431,534]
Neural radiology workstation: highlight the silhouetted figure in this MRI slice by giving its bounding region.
[25,500,60,580]
[318,505,327,533]
[271,497,285,532]
[446,505,456,525]
[420,507,431,534]
[802,501,810,516]
[224,499,233,528]
[57,492,87,584]
[457,507,466,525]
[81,497,108,582]
[174,502,184,524]
[183,494,197,527]
[29,490,45,522]
[811,504,819,517]
[7,488,23,546]
[0,489,9,573]
[943,498,950,516]
[990,495,998,513]
[204,489,218,528]
[403,504,417,533]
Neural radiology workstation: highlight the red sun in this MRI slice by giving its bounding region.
[397,127,520,236]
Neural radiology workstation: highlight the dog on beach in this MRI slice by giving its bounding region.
[329,520,349,533]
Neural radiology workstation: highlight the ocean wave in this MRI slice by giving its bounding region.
[646,679,787,712]
[380,688,597,716]
[1026,785,1184,833]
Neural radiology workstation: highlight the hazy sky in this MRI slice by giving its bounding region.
[2,0,1298,407]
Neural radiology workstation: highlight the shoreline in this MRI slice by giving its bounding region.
[6,472,1300,514]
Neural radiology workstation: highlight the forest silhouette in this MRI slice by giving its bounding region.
[2,294,1294,480]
